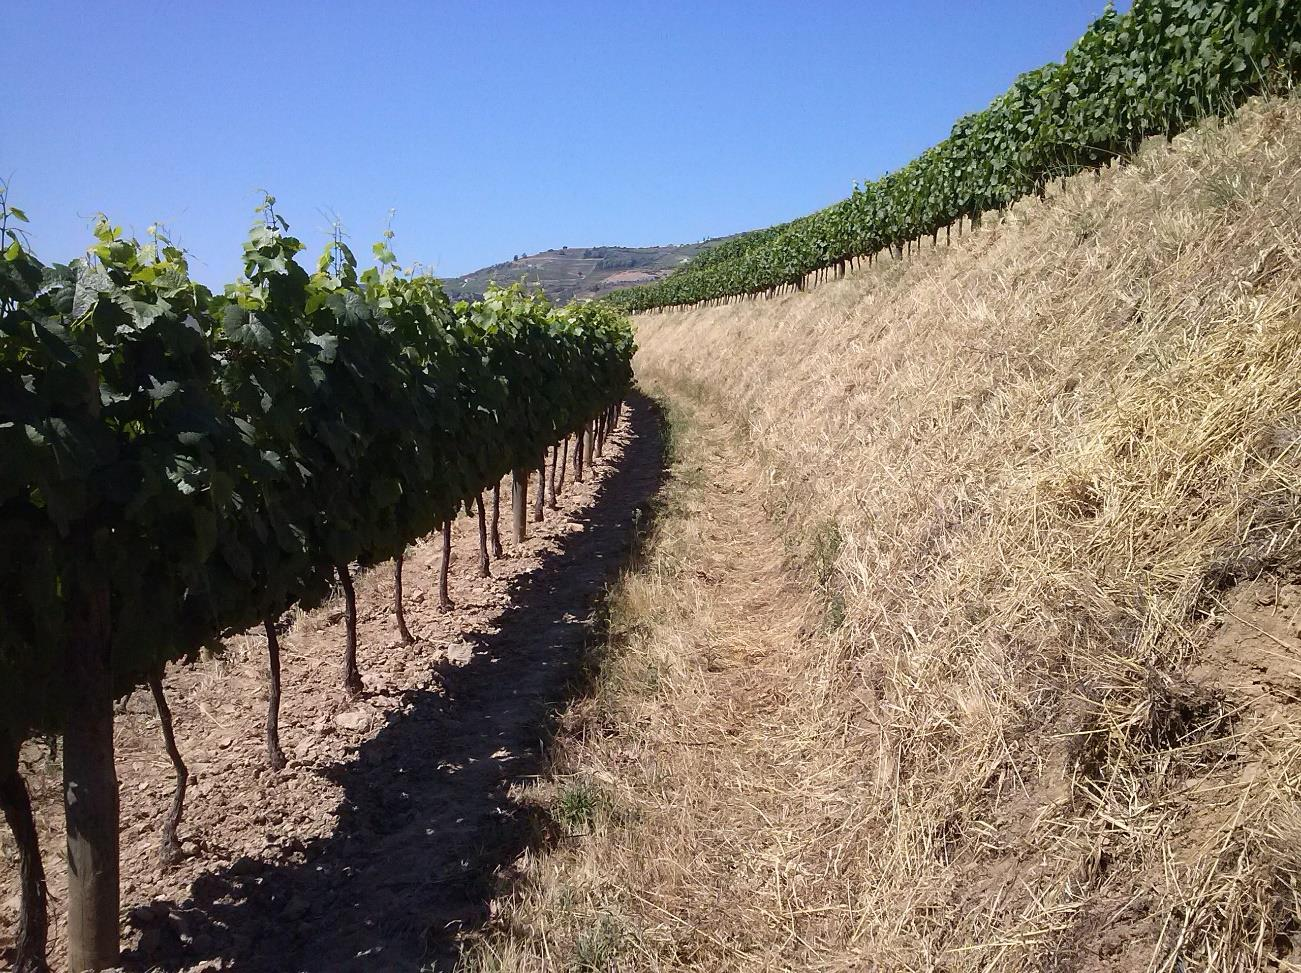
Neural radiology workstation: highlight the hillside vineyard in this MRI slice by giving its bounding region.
[0,201,633,972]
[607,0,1301,311]
[6,2,1301,971]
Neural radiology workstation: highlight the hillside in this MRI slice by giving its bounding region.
[605,3,1300,313]
[442,239,736,304]
[461,96,1301,971]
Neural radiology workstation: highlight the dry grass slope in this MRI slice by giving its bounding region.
[463,96,1301,972]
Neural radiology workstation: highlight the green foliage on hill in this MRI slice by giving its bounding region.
[608,0,1301,310]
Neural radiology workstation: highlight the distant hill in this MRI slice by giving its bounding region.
[442,237,737,305]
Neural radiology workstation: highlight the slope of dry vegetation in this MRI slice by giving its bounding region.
[462,96,1301,972]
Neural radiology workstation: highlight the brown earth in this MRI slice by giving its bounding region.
[0,397,664,973]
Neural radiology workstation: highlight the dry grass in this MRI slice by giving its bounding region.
[461,96,1301,972]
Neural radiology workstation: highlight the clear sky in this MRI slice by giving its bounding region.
[5,1,1123,286]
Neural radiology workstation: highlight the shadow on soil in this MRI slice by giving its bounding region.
[123,393,667,973]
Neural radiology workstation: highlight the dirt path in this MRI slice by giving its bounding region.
[1,397,664,973]
[455,390,834,970]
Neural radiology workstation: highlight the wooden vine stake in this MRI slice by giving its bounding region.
[64,564,118,973]
[475,493,491,577]
[512,467,528,542]
[548,444,559,510]
[533,455,546,523]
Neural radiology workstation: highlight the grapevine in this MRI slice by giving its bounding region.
[607,0,1301,312]
[0,198,633,971]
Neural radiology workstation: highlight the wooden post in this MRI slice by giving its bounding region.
[512,467,528,542]
[548,444,559,510]
[63,570,119,973]
[533,456,545,522]
[475,493,491,577]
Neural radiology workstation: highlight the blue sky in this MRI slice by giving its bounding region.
[5,1,1122,285]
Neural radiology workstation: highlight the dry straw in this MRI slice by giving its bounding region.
[462,96,1301,972]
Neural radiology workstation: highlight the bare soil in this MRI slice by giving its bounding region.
[0,397,664,973]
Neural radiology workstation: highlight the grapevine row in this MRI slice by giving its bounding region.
[607,0,1301,311]
[0,197,634,972]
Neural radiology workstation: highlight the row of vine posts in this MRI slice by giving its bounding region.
[0,195,634,972]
